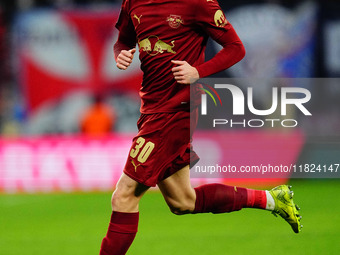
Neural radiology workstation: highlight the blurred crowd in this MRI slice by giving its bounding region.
[0,0,126,137]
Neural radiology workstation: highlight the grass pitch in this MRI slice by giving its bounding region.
[1,179,339,255]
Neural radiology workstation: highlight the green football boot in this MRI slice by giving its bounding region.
[269,185,302,233]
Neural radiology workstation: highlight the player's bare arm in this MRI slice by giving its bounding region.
[116,48,136,70]
[171,60,200,85]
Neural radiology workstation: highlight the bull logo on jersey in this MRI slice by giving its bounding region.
[138,38,152,52]
[214,10,228,27]
[154,40,176,53]
[138,35,176,56]
[167,15,184,29]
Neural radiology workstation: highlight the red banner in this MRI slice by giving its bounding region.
[14,9,142,112]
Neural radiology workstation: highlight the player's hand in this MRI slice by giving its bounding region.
[116,48,136,70]
[171,60,200,84]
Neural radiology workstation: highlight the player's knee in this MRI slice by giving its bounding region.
[111,185,138,212]
[111,190,125,210]
[110,174,149,212]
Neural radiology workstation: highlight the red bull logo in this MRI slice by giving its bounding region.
[138,35,176,56]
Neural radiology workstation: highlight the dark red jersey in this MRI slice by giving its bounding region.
[115,0,244,114]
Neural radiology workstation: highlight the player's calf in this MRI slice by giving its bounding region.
[193,183,267,214]
[166,197,196,215]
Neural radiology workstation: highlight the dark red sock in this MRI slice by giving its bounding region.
[100,211,139,255]
[193,184,266,214]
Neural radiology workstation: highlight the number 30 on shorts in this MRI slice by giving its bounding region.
[129,137,155,163]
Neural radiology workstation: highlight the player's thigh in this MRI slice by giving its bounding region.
[158,165,196,213]
[112,173,149,212]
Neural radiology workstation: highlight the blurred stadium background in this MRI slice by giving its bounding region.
[0,0,339,254]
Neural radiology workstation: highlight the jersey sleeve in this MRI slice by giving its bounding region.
[114,0,137,59]
[194,0,231,41]
[194,0,245,78]
[115,0,132,32]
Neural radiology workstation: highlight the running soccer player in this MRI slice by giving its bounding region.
[100,0,302,254]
